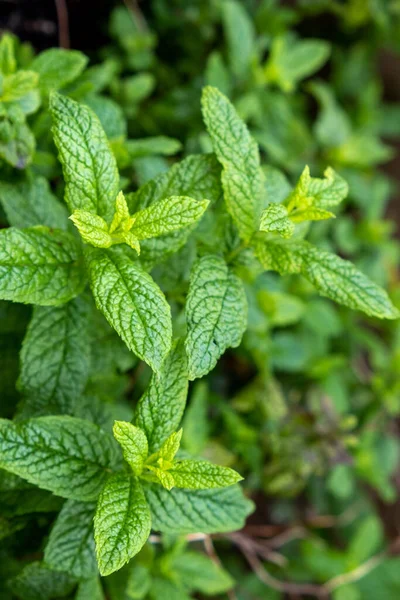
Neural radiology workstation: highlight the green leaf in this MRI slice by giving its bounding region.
[1,71,38,102]
[144,483,254,534]
[86,247,172,372]
[0,416,117,501]
[201,86,264,241]
[0,174,68,229]
[157,429,182,463]
[18,297,91,415]
[130,196,209,240]
[94,473,151,576]
[0,33,16,75]
[222,0,255,79]
[265,35,330,92]
[149,579,191,600]
[50,93,119,223]
[8,562,76,600]
[44,499,97,579]
[259,204,294,238]
[290,206,335,223]
[182,382,209,456]
[85,94,127,140]
[171,551,234,595]
[185,255,247,379]
[255,239,399,319]
[169,460,242,489]
[135,340,188,452]
[70,210,113,248]
[126,563,151,599]
[75,577,105,600]
[125,136,182,158]
[286,165,348,212]
[127,154,221,266]
[31,48,88,92]
[0,226,84,306]
[113,421,148,475]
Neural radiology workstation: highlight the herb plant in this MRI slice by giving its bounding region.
[1,2,400,599]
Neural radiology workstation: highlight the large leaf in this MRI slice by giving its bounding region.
[50,93,119,223]
[0,227,84,306]
[8,562,76,600]
[94,473,151,576]
[144,484,254,534]
[135,340,188,451]
[86,247,172,372]
[18,296,91,415]
[185,255,247,379]
[201,86,264,241]
[169,459,242,489]
[44,500,97,579]
[0,416,117,501]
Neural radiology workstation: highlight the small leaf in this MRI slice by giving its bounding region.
[157,429,182,463]
[70,210,112,248]
[50,93,119,223]
[201,86,264,241]
[169,460,242,489]
[290,207,335,223]
[31,48,88,92]
[86,247,172,372]
[0,416,118,501]
[0,33,16,75]
[144,484,254,534]
[135,340,188,452]
[75,577,105,600]
[1,71,38,102]
[286,165,348,213]
[44,499,97,579]
[185,255,247,379]
[259,204,294,238]
[171,551,235,595]
[113,421,148,475]
[94,473,151,576]
[0,226,84,306]
[222,0,255,79]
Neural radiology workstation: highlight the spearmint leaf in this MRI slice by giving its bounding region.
[0,33,16,75]
[0,227,85,306]
[135,340,188,452]
[171,551,234,595]
[259,204,294,238]
[290,206,335,223]
[0,174,68,229]
[201,86,264,242]
[18,296,91,415]
[157,429,182,462]
[0,416,118,501]
[148,468,175,491]
[296,244,400,320]
[149,579,191,600]
[265,35,330,92]
[222,0,255,79]
[113,421,148,475]
[125,136,182,158]
[31,48,88,92]
[131,196,209,240]
[70,210,112,248]
[144,483,254,534]
[255,239,399,319]
[127,154,221,266]
[50,93,119,223]
[308,81,351,148]
[85,247,172,372]
[44,499,97,579]
[8,562,76,600]
[94,473,151,576]
[169,460,242,489]
[287,165,348,211]
[75,577,105,600]
[185,255,247,380]
[1,71,38,102]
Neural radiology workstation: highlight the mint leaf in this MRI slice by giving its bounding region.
[135,340,188,451]
[222,0,255,79]
[144,484,254,534]
[113,421,148,475]
[259,204,294,238]
[255,239,399,319]
[8,562,76,600]
[0,33,16,75]
[286,165,348,212]
[86,247,172,372]
[171,551,234,595]
[169,460,242,489]
[127,154,221,266]
[131,196,209,240]
[18,296,91,415]
[125,136,182,158]
[94,473,151,576]
[0,227,84,306]
[31,48,88,92]
[50,93,119,223]
[1,71,38,102]
[76,577,104,600]
[44,500,97,579]
[201,86,264,241]
[70,210,113,248]
[0,175,68,229]
[185,255,247,379]
[157,429,182,463]
[0,416,117,500]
